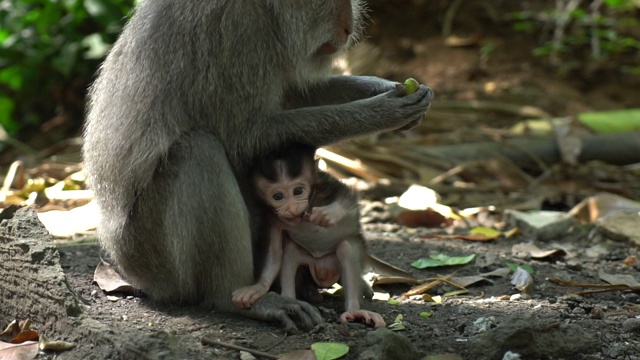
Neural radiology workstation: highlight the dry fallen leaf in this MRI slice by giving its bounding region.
[93,260,134,294]
[511,267,534,294]
[0,320,20,342]
[598,271,640,288]
[569,192,640,223]
[10,331,39,344]
[38,335,76,352]
[0,340,39,360]
[512,243,566,259]
[548,276,640,295]
[1,320,37,344]
[396,209,453,228]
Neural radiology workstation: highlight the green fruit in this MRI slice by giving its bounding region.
[404,78,419,94]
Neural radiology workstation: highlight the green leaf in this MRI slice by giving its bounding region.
[507,263,535,274]
[419,311,432,318]
[469,226,501,239]
[443,289,469,297]
[311,342,349,360]
[578,109,640,133]
[388,298,400,305]
[411,254,476,269]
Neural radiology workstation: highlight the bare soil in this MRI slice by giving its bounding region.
[53,202,640,359]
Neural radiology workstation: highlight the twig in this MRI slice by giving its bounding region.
[442,0,464,36]
[201,337,278,359]
[262,332,288,352]
[2,160,24,193]
[590,0,604,59]
[317,148,384,182]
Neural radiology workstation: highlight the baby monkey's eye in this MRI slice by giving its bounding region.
[293,187,305,196]
[272,192,284,201]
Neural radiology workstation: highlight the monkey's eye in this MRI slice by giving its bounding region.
[272,192,284,201]
[293,187,305,196]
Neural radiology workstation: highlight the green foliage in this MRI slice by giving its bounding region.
[508,0,640,72]
[0,0,136,135]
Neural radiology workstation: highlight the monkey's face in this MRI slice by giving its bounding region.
[256,175,312,226]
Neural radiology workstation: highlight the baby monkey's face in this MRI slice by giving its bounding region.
[255,164,313,225]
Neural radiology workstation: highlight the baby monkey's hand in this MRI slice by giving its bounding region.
[308,205,346,228]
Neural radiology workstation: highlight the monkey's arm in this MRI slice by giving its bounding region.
[232,225,284,309]
[287,76,400,107]
[239,84,433,156]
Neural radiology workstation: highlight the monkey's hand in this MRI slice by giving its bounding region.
[309,204,345,228]
[340,310,386,328]
[246,292,324,334]
[392,82,432,131]
[232,284,268,309]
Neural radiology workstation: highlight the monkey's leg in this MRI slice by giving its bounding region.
[280,238,306,299]
[121,131,254,306]
[335,239,385,328]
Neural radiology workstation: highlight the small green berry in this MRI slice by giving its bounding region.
[404,78,419,94]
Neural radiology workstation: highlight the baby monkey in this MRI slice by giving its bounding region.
[233,143,411,327]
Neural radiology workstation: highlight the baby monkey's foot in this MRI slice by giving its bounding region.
[232,284,267,309]
[340,310,385,328]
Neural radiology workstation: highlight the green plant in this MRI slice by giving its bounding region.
[508,0,640,72]
[0,0,136,137]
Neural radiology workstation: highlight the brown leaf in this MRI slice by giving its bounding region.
[569,192,640,223]
[0,320,20,342]
[371,276,420,286]
[93,261,134,294]
[10,331,39,344]
[396,209,453,228]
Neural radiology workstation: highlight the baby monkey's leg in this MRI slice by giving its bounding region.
[336,238,385,328]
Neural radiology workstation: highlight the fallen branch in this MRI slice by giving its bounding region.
[201,337,279,360]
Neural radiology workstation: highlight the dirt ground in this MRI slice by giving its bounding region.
[53,200,640,359]
[10,3,640,359]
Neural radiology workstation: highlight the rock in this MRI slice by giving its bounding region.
[0,206,82,334]
[622,318,640,333]
[358,328,421,360]
[470,313,598,359]
[596,211,640,245]
[240,351,257,360]
[505,210,577,241]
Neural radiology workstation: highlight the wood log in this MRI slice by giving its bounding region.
[416,131,640,168]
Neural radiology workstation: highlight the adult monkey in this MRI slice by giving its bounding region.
[83,0,433,332]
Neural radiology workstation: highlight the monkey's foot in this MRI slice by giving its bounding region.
[232,284,268,309]
[340,310,385,328]
[248,292,324,334]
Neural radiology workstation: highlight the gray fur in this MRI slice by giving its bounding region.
[83,0,432,328]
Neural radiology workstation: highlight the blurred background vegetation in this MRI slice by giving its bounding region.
[0,0,638,153]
